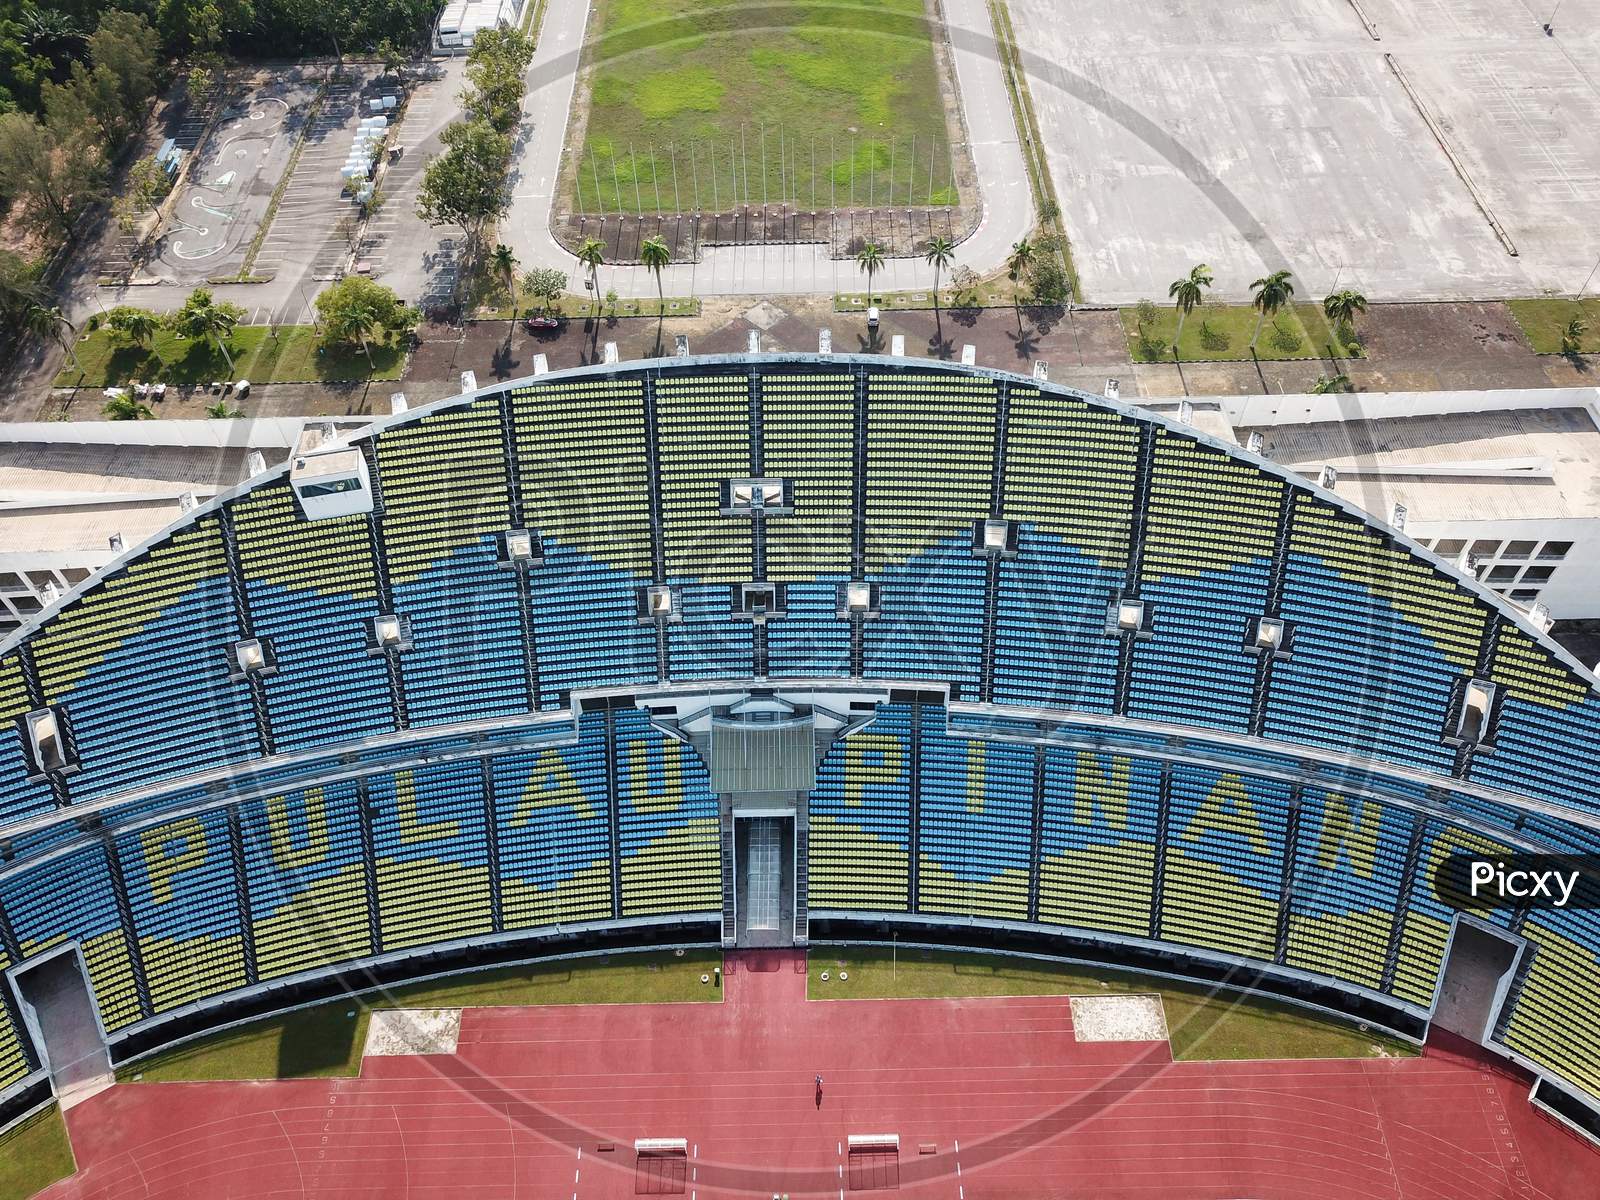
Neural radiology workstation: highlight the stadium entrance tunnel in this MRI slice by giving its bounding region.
[8,948,112,1108]
[4,355,1600,1143]
[1432,919,1525,1044]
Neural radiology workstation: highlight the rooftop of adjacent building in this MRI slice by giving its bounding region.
[1239,405,1600,523]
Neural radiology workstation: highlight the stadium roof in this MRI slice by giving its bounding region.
[4,355,1592,683]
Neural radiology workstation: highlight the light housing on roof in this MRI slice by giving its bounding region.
[1245,615,1292,659]
[366,613,413,654]
[21,706,77,778]
[638,585,682,624]
[732,582,787,622]
[1449,677,1499,747]
[1105,597,1149,637]
[972,518,1018,558]
[228,636,277,679]
[497,528,543,569]
[721,478,794,516]
[836,581,881,619]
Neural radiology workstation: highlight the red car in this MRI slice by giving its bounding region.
[524,315,562,331]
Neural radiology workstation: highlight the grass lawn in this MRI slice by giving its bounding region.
[0,1106,75,1200]
[53,325,407,390]
[809,948,1414,1062]
[1121,303,1340,363]
[121,948,723,1083]
[1505,297,1600,353]
[573,0,957,214]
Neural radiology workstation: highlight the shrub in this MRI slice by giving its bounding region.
[1028,257,1070,305]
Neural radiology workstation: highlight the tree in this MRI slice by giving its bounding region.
[206,399,243,418]
[463,27,535,132]
[105,305,165,364]
[576,238,605,314]
[377,36,406,78]
[103,392,154,419]
[186,64,217,108]
[115,156,174,229]
[22,302,80,371]
[159,0,253,56]
[173,287,245,373]
[489,242,518,333]
[856,241,884,305]
[1167,263,1213,357]
[414,119,511,255]
[1322,288,1368,343]
[0,113,104,240]
[640,235,670,305]
[314,275,417,368]
[1028,258,1070,305]
[523,266,567,314]
[950,265,979,309]
[1249,269,1295,352]
[43,62,130,150]
[87,12,161,119]
[1006,238,1036,318]
[924,235,954,310]
[0,250,43,322]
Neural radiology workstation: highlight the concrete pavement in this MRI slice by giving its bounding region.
[503,0,1036,297]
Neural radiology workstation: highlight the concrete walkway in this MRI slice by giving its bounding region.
[503,0,1035,298]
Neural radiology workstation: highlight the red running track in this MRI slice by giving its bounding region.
[40,949,1599,1199]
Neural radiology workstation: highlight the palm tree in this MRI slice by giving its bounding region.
[576,238,605,315]
[1249,269,1295,353]
[490,243,518,336]
[640,236,671,307]
[22,303,80,372]
[1562,315,1587,356]
[924,236,955,310]
[173,289,242,374]
[1322,288,1368,347]
[1007,238,1036,320]
[106,306,166,368]
[103,392,153,420]
[206,399,243,418]
[19,8,82,67]
[1167,263,1213,357]
[856,241,885,306]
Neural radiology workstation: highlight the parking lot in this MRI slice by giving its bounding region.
[355,58,468,314]
[148,68,323,284]
[1012,0,1600,302]
[254,64,390,310]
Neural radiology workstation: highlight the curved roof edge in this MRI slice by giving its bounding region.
[3,353,1595,692]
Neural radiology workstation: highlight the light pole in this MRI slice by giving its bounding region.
[1575,249,1600,301]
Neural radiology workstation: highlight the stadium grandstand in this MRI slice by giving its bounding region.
[0,354,1598,1159]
